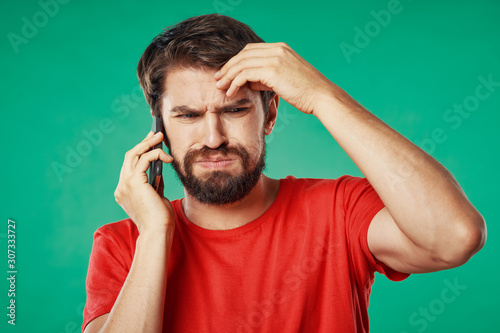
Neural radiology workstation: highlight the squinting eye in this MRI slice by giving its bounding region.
[177,113,198,119]
[228,108,248,113]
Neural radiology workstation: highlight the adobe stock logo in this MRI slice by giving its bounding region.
[213,0,243,14]
[7,0,71,54]
[416,74,499,155]
[400,278,468,333]
[266,104,298,144]
[339,0,408,63]
[384,73,498,191]
[236,237,333,332]
[51,86,144,182]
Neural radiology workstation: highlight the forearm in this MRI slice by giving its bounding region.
[99,226,174,333]
[313,84,485,258]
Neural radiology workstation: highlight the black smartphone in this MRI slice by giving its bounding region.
[148,115,164,192]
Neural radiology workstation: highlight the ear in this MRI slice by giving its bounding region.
[150,109,154,119]
[264,94,279,136]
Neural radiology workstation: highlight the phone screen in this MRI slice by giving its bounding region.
[148,115,164,192]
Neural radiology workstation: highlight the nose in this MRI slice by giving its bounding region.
[202,112,227,149]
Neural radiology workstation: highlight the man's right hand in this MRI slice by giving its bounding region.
[114,131,175,234]
[85,131,175,333]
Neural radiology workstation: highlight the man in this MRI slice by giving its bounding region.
[82,14,486,333]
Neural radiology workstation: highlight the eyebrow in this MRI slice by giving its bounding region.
[170,98,253,114]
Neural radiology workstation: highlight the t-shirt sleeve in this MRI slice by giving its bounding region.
[81,222,136,332]
[340,176,410,283]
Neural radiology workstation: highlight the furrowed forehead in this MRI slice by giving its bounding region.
[162,67,262,114]
[169,98,254,114]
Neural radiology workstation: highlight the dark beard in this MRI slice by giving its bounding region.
[170,142,266,206]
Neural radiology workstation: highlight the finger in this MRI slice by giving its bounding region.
[134,148,173,174]
[249,82,274,92]
[215,57,273,90]
[214,43,288,79]
[125,132,165,169]
[125,131,161,165]
[216,52,269,81]
[225,67,274,97]
[228,79,274,97]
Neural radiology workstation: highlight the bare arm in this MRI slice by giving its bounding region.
[85,130,175,332]
[85,228,173,332]
[313,88,486,273]
[214,42,487,274]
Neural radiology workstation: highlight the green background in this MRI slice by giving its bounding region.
[1,0,499,332]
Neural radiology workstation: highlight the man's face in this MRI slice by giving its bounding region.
[161,66,272,205]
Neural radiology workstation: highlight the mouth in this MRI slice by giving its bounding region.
[195,156,236,170]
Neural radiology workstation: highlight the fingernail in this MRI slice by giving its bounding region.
[214,70,220,77]
[216,80,222,87]
[154,132,161,137]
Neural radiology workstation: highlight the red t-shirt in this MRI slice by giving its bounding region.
[82,176,410,332]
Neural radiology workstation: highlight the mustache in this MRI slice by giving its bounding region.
[184,143,251,168]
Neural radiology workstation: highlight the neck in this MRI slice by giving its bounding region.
[181,175,280,230]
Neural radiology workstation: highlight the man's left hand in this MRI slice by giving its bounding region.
[214,42,335,115]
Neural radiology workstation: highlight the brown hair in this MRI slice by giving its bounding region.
[137,14,276,118]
